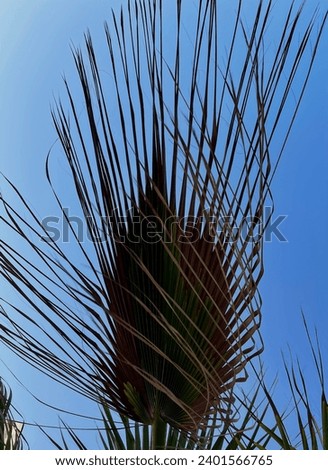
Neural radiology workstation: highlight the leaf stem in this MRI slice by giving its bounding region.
[151,414,167,450]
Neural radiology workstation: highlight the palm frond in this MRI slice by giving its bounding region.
[0,379,24,450]
[0,0,326,439]
[200,314,328,451]
[47,316,328,450]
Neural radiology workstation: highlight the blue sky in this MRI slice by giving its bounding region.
[1,0,328,449]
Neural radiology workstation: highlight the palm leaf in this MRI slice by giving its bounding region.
[0,378,24,450]
[0,0,326,442]
[246,317,328,450]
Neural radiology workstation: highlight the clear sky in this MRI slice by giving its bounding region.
[1,0,328,449]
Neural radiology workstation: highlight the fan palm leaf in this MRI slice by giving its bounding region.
[0,378,24,450]
[0,0,326,442]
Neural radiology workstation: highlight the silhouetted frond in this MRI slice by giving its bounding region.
[0,378,24,450]
[0,0,326,441]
